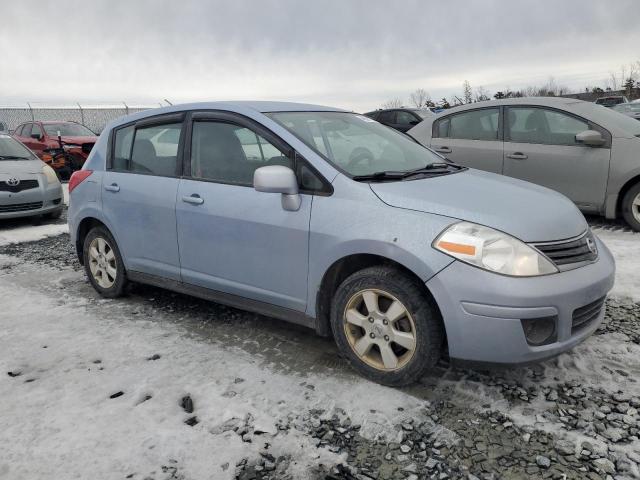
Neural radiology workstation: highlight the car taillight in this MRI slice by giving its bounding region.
[69,170,93,193]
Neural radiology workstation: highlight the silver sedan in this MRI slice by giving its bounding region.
[0,133,63,219]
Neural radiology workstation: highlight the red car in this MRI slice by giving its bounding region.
[12,121,98,174]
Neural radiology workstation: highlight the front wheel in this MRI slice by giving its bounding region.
[83,226,127,298]
[622,183,640,232]
[330,266,444,387]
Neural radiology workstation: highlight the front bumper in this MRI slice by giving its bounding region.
[426,236,615,364]
[0,179,63,219]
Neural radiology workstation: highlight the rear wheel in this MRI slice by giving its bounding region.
[83,226,127,298]
[330,266,443,386]
[621,183,640,232]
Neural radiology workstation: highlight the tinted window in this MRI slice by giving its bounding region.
[112,125,134,170]
[433,118,450,138]
[191,121,291,185]
[377,111,396,124]
[130,123,181,176]
[449,109,499,141]
[396,111,417,125]
[507,108,588,145]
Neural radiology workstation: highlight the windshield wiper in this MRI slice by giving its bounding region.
[352,170,410,182]
[0,155,30,160]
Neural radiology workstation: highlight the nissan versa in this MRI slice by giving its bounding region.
[67,102,615,386]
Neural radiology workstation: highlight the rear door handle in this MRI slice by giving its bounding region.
[182,194,204,205]
[104,183,120,192]
[507,152,528,160]
[434,146,452,154]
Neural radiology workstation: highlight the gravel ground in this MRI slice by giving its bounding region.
[1,213,639,480]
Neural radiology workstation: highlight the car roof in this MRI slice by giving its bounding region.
[108,101,348,129]
[434,97,586,116]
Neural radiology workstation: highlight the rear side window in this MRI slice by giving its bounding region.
[506,107,589,146]
[448,109,499,141]
[130,123,181,176]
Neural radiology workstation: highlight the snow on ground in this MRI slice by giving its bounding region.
[0,264,433,480]
[593,227,640,302]
[0,222,68,247]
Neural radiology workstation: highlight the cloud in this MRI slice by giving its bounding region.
[0,0,637,111]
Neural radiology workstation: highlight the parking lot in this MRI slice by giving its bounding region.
[1,194,639,480]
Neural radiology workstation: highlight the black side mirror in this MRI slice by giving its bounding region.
[31,132,42,140]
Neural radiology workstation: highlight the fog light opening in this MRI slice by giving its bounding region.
[520,316,557,346]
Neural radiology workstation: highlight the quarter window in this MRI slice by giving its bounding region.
[448,109,499,141]
[433,118,450,138]
[112,125,135,170]
[506,107,589,146]
[190,121,292,185]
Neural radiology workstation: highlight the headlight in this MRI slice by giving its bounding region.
[433,222,558,276]
[42,164,60,185]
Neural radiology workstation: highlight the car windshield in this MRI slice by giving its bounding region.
[0,135,36,160]
[43,123,95,137]
[412,109,434,119]
[613,103,640,113]
[267,111,444,177]
[575,103,640,136]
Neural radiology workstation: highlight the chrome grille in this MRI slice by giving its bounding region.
[572,296,606,333]
[532,231,598,267]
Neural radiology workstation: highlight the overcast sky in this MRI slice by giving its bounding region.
[1,0,638,112]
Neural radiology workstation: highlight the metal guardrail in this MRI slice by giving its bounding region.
[0,102,163,134]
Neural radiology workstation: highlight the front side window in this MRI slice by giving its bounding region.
[267,111,445,177]
[21,123,32,137]
[448,108,499,141]
[396,110,417,126]
[190,121,291,185]
[507,108,588,145]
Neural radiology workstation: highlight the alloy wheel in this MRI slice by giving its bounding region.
[632,192,640,224]
[88,237,117,289]
[343,288,417,371]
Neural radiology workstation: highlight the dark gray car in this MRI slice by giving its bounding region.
[409,97,640,231]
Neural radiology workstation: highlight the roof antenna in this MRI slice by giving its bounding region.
[164,99,173,106]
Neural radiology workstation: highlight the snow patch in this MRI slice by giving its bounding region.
[594,229,640,302]
[0,223,68,246]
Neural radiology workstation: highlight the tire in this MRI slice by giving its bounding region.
[83,226,127,298]
[621,183,640,232]
[44,208,63,220]
[330,266,444,387]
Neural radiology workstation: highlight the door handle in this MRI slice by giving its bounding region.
[507,152,528,160]
[182,194,204,205]
[434,146,452,154]
[104,183,120,192]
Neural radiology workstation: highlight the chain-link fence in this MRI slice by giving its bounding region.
[0,103,163,134]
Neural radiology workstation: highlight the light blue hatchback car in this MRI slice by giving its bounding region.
[68,102,615,386]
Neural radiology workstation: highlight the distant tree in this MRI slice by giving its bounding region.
[592,87,604,93]
[409,88,431,108]
[474,86,491,102]
[463,80,473,104]
[623,77,635,95]
[440,98,451,109]
[494,91,506,99]
[381,98,403,109]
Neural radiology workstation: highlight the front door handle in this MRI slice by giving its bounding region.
[104,183,120,192]
[507,152,528,160]
[182,194,204,205]
[434,146,452,154]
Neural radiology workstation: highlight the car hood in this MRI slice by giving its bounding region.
[0,159,44,175]
[60,135,97,144]
[369,169,587,242]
